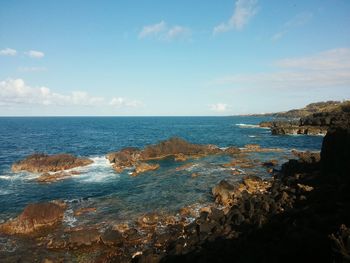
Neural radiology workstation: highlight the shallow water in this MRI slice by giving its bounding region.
[0,116,323,225]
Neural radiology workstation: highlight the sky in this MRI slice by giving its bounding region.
[0,0,350,116]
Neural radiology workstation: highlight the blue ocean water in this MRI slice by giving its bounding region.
[0,117,323,225]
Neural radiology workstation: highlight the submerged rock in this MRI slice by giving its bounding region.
[37,171,72,183]
[0,201,66,235]
[12,153,93,173]
[74,207,97,216]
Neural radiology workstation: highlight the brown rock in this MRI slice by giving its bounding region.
[174,153,187,162]
[262,159,278,167]
[191,173,200,178]
[140,137,222,160]
[107,147,141,173]
[68,228,101,247]
[101,228,123,246]
[74,207,97,216]
[224,147,241,155]
[12,153,93,173]
[137,213,160,227]
[37,172,71,183]
[132,162,160,176]
[0,201,66,235]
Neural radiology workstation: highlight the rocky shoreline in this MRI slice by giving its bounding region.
[0,127,349,262]
[259,101,350,136]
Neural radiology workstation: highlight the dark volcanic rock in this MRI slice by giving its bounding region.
[12,153,93,173]
[321,127,350,180]
[0,201,66,235]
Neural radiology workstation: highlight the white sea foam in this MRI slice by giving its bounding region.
[63,209,77,227]
[236,123,260,128]
[0,175,12,180]
[248,135,257,138]
[0,189,12,195]
[74,156,119,183]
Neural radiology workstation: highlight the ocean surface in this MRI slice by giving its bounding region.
[0,116,323,227]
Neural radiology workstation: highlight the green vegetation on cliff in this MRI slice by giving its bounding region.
[273,100,350,118]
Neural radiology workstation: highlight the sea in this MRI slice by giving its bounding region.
[0,116,323,227]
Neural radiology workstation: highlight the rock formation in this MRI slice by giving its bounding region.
[0,201,66,235]
[12,153,93,173]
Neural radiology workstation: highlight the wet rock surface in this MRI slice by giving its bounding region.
[0,201,66,235]
[12,153,93,173]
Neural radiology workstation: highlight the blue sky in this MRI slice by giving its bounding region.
[0,0,350,116]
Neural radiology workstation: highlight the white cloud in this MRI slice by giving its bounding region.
[166,26,191,40]
[0,48,17,56]
[139,21,167,38]
[139,21,191,41]
[25,50,45,58]
[0,78,141,108]
[211,48,350,89]
[210,103,230,112]
[275,48,350,70]
[272,12,312,41]
[213,0,258,34]
[109,97,142,108]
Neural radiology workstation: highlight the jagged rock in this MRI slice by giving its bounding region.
[0,201,66,235]
[12,153,92,173]
[140,137,222,160]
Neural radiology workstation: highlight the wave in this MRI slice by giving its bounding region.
[0,189,12,195]
[0,172,39,181]
[236,123,260,128]
[73,155,119,183]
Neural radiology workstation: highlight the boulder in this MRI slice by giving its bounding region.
[68,228,101,247]
[0,201,66,235]
[12,153,93,173]
[101,228,123,246]
[212,180,237,206]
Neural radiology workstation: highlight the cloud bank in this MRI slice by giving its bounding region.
[0,79,141,109]
[212,48,350,89]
